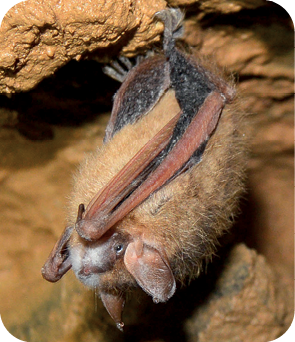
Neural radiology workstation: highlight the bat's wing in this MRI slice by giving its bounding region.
[41,226,73,282]
[104,55,171,142]
[76,45,235,241]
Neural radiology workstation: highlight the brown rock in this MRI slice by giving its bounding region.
[0,0,166,92]
[245,153,294,278]
[184,244,293,342]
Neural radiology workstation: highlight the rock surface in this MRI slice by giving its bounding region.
[0,0,293,341]
[0,0,166,92]
[184,244,292,342]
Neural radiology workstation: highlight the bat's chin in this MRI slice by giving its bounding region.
[76,271,101,289]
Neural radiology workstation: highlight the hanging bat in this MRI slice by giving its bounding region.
[41,8,246,331]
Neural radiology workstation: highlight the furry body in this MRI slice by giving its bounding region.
[69,91,245,290]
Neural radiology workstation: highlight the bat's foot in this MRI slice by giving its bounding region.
[154,8,184,51]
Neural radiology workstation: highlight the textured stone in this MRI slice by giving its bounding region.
[184,244,293,342]
[0,0,166,92]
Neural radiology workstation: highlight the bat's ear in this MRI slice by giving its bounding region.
[100,292,125,331]
[124,238,176,303]
[41,226,73,282]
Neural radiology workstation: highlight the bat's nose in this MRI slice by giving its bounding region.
[79,263,106,276]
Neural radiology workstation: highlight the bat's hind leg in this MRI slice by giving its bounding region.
[154,8,184,51]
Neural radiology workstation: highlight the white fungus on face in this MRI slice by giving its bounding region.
[70,242,107,288]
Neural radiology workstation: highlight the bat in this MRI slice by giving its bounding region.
[41,8,245,331]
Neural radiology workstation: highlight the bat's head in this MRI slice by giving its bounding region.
[42,205,176,330]
[70,225,175,299]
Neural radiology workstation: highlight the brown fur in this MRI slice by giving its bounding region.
[67,89,181,225]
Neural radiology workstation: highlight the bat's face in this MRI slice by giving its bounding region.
[70,230,130,289]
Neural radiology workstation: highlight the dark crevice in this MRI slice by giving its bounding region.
[5,60,121,140]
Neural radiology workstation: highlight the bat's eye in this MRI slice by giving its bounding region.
[112,233,129,257]
[115,244,124,255]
